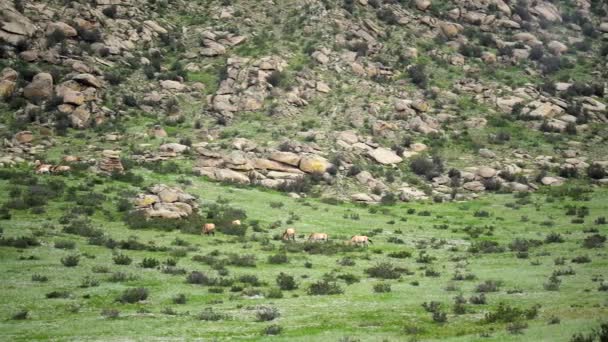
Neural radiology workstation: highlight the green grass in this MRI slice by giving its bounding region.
[0,168,606,341]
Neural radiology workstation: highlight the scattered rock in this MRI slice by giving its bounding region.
[368,148,403,165]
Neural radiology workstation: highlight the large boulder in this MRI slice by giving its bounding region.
[14,131,33,144]
[269,151,301,167]
[213,168,251,184]
[477,166,497,178]
[463,181,485,192]
[368,148,403,165]
[46,22,77,37]
[23,73,53,102]
[299,155,332,174]
[0,3,36,45]
[136,184,198,219]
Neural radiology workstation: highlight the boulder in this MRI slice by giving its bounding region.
[0,2,36,45]
[463,181,485,192]
[0,80,16,98]
[158,188,180,203]
[213,168,250,184]
[62,90,85,106]
[70,105,90,128]
[14,131,33,144]
[269,151,301,167]
[477,166,497,178]
[99,150,124,174]
[159,143,189,153]
[368,148,403,165]
[547,41,567,55]
[253,158,304,173]
[415,0,431,11]
[478,149,496,159]
[73,74,102,88]
[351,193,375,202]
[46,22,77,37]
[150,125,167,138]
[399,187,428,201]
[541,176,565,186]
[337,130,359,144]
[299,155,331,173]
[160,80,186,91]
[23,73,53,102]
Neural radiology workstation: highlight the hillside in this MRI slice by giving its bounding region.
[0,0,607,340]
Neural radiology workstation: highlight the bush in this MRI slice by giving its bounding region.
[61,254,80,267]
[308,279,344,295]
[197,308,226,321]
[572,255,591,264]
[409,64,428,89]
[228,253,256,267]
[0,236,40,248]
[11,309,29,320]
[587,164,606,180]
[276,272,298,290]
[373,283,391,293]
[545,233,564,243]
[172,294,187,304]
[387,251,411,259]
[54,240,76,249]
[365,262,402,279]
[469,293,486,305]
[507,321,528,335]
[475,280,502,293]
[266,287,283,299]
[102,5,118,18]
[543,274,561,291]
[140,257,159,268]
[582,234,606,249]
[113,253,132,265]
[267,252,289,264]
[484,302,539,323]
[432,310,447,323]
[117,287,149,303]
[337,273,360,285]
[186,271,216,285]
[47,29,67,47]
[256,306,280,321]
[263,324,282,335]
[32,274,48,282]
[46,290,70,299]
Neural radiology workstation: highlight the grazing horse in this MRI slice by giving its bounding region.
[202,223,215,235]
[34,160,52,174]
[282,228,296,241]
[350,235,372,246]
[231,220,241,226]
[308,233,328,242]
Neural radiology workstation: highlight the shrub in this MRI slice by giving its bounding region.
[54,239,76,250]
[587,164,606,180]
[172,294,187,304]
[186,271,216,285]
[228,253,256,267]
[102,5,118,18]
[469,293,486,305]
[308,279,344,295]
[365,262,402,279]
[409,64,428,89]
[582,234,606,249]
[484,302,539,323]
[0,236,40,248]
[432,310,447,323]
[543,274,561,291]
[468,240,504,254]
[108,272,137,282]
[117,287,149,303]
[266,287,283,299]
[373,283,391,293]
[197,308,226,321]
[256,306,280,321]
[140,257,159,268]
[61,254,80,267]
[545,233,564,243]
[113,253,132,265]
[263,324,282,335]
[12,309,29,320]
[267,252,289,264]
[507,321,528,335]
[337,273,360,285]
[46,290,70,299]
[276,273,297,290]
[475,280,502,293]
[47,29,67,47]
[387,251,411,259]
[32,274,48,282]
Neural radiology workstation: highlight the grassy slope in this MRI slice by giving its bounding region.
[0,169,606,341]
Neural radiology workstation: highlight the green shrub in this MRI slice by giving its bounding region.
[186,271,216,285]
[267,252,289,264]
[117,287,149,303]
[308,279,343,295]
[113,253,132,265]
[365,262,403,279]
[197,308,226,321]
[61,254,80,267]
[54,240,76,249]
[140,257,159,268]
[475,280,502,293]
[373,283,391,293]
[263,324,282,335]
[172,294,187,304]
[256,306,280,321]
[276,272,298,290]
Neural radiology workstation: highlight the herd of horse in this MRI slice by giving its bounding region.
[201,221,372,246]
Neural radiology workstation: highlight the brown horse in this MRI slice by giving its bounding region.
[350,235,372,246]
[202,223,215,235]
[282,228,296,241]
[308,233,328,242]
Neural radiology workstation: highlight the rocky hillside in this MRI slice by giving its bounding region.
[1,0,607,202]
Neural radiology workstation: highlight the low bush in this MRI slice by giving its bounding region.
[197,308,226,321]
[276,272,297,290]
[186,271,216,285]
[256,306,280,321]
[365,262,403,279]
[263,324,282,335]
[308,279,343,295]
[582,234,606,249]
[140,257,159,268]
[475,280,502,293]
[373,283,391,293]
[172,294,187,304]
[54,240,75,249]
[61,254,80,267]
[113,253,132,265]
[117,287,148,303]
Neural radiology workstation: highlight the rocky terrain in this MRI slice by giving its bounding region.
[1,0,608,199]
